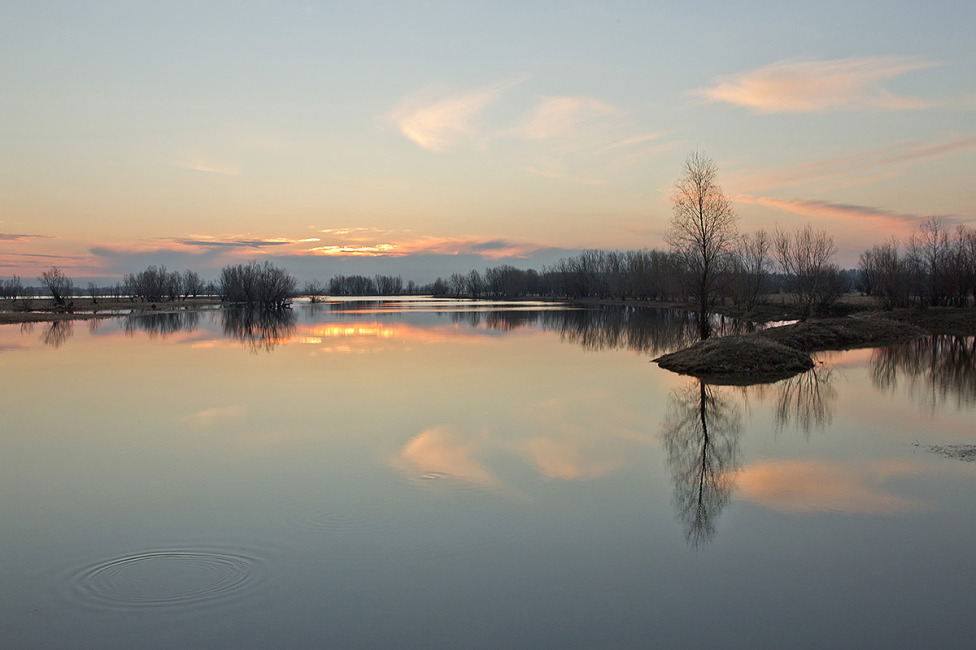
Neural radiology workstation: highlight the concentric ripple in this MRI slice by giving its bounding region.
[69,550,261,610]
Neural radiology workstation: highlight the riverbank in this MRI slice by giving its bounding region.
[0,297,223,324]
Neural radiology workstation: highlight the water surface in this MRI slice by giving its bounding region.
[2,299,974,648]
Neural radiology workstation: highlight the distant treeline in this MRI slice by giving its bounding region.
[859,219,976,309]
[10,218,975,312]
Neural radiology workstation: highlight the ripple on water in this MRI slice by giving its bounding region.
[281,499,399,536]
[67,549,264,611]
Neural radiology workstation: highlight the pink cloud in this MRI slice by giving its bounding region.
[735,194,946,228]
[698,56,940,113]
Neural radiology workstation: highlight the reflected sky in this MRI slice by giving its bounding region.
[1,300,975,649]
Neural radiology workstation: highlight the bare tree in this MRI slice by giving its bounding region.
[774,224,839,320]
[180,270,204,300]
[859,239,909,309]
[1,275,23,300]
[449,272,467,297]
[303,280,325,303]
[730,230,772,310]
[667,152,738,338]
[87,281,100,306]
[39,266,74,307]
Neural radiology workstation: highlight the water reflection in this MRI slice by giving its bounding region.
[748,366,836,436]
[871,335,976,409]
[42,320,74,348]
[124,311,201,339]
[453,307,748,356]
[661,380,742,548]
[221,307,297,353]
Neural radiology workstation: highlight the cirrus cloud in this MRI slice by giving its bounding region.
[735,194,945,226]
[511,96,623,140]
[386,78,524,152]
[697,56,941,113]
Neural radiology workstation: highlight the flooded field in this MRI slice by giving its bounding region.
[1,298,974,648]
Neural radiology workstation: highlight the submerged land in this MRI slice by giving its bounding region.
[4,294,975,386]
[0,297,223,324]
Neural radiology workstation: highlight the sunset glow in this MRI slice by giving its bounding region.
[1,3,973,281]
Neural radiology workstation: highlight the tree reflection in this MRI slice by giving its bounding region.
[453,307,753,357]
[124,311,201,338]
[748,366,836,436]
[871,335,976,409]
[661,380,742,548]
[41,320,73,348]
[221,307,296,353]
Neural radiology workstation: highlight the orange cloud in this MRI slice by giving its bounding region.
[303,235,547,259]
[307,244,398,257]
[698,56,940,113]
[738,459,927,514]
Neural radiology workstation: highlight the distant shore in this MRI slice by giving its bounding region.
[0,297,224,324]
[3,293,975,340]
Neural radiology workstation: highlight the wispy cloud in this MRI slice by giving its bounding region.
[305,235,548,259]
[386,78,524,152]
[171,235,318,249]
[697,56,941,113]
[0,233,56,241]
[733,136,976,193]
[512,96,622,140]
[736,194,944,226]
[176,154,241,176]
[604,132,664,150]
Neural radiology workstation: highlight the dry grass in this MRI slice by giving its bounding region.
[757,317,925,353]
[656,315,930,385]
[655,335,815,385]
[0,297,222,324]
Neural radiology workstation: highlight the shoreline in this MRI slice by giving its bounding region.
[0,297,225,325]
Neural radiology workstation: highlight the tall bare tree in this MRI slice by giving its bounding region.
[667,152,738,338]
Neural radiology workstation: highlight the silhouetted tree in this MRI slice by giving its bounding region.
[859,239,909,309]
[39,266,74,307]
[1,275,23,299]
[220,261,296,308]
[730,230,772,310]
[774,224,839,319]
[667,152,738,338]
[180,270,204,300]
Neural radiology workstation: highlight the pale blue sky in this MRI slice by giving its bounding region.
[2,0,974,281]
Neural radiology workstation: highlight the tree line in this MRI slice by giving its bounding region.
[859,218,976,309]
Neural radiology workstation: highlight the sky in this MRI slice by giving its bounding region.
[2,0,974,283]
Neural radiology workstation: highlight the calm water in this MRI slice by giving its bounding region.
[1,298,974,649]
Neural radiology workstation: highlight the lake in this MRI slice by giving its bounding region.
[1,298,974,649]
